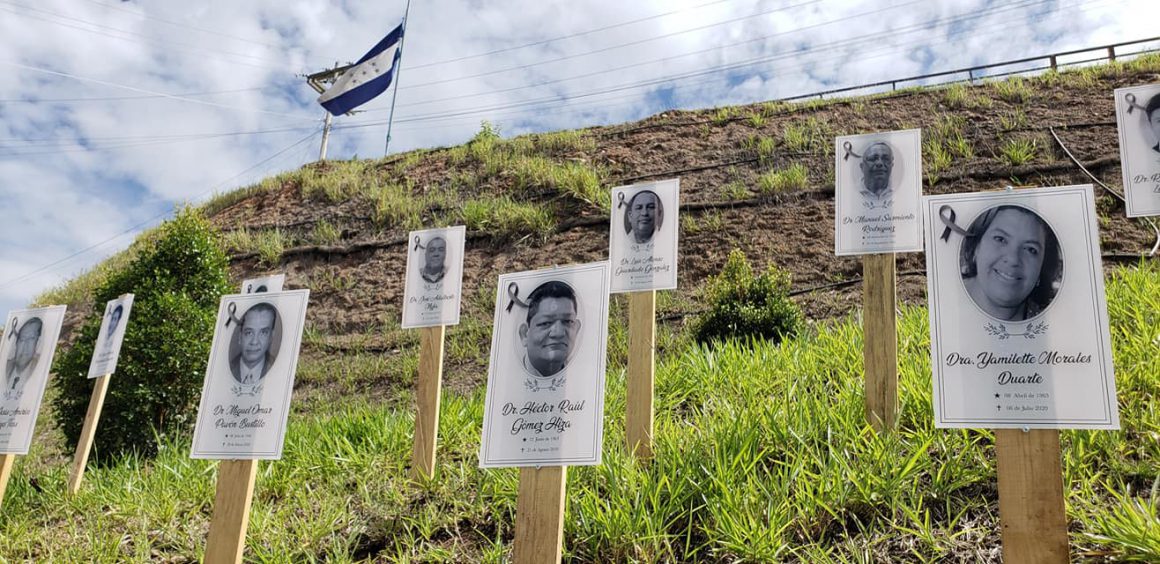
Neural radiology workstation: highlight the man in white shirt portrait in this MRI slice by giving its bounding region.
[5,317,43,395]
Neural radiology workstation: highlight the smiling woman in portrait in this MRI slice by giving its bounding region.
[959,205,1062,322]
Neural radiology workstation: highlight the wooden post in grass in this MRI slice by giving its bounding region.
[862,253,898,432]
[204,459,259,564]
[66,373,112,494]
[412,325,446,481]
[513,466,567,564]
[0,453,16,506]
[626,291,656,459]
[996,429,1070,563]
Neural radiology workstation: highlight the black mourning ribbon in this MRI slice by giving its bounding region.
[938,205,970,242]
[413,235,424,251]
[225,302,243,328]
[6,317,16,341]
[616,192,627,209]
[1125,93,1147,114]
[506,282,529,313]
[842,141,861,162]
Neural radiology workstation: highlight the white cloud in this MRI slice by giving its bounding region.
[1,0,1157,316]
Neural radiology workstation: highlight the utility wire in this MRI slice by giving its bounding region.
[0,87,268,104]
[405,0,738,69]
[1,61,320,122]
[81,0,286,51]
[0,129,322,292]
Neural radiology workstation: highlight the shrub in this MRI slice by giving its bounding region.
[693,249,803,345]
[52,208,231,461]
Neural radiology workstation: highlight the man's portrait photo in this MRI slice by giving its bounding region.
[1114,83,1160,217]
[241,274,285,294]
[4,317,43,395]
[834,129,923,255]
[859,141,895,200]
[99,304,124,356]
[228,302,282,385]
[479,262,610,468]
[519,281,581,379]
[419,236,448,284]
[959,205,1062,322]
[402,226,467,329]
[622,190,663,245]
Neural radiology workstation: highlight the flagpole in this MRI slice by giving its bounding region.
[384,0,412,156]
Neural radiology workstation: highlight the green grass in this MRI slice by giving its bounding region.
[998,137,1039,166]
[221,228,289,265]
[940,83,993,110]
[311,220,342,245]
[758,163,809,193]
[991,76,1032,104]
[781,117,831,153]
[460,196,555,238]
[368,181,424,230]
[3,264,1155,561]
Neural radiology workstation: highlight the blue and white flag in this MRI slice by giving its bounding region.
[318,23,404,116]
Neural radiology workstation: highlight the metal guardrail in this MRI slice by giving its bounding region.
[782,36,1160,102]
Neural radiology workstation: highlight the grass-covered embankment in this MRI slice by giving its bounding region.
[2,263,1157,562]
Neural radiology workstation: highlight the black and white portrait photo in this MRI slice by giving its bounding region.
[87,294,135,378]
[0,305,66,455]
[479,262,610,468]
[923,185,1118,430]
[958,206,1062,322]
[834,129,923,255]
[1114,83,1160,217]
[190,290,309,460]
[401,226,466,329]
[240,274,285,294]
[608,179,679,293]
[227,302,282,386]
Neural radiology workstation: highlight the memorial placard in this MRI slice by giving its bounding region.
[835,129,924,255]
[0,306,66,454]
[402,226,466,329]
[191,290,310,459]
[1114,83,1160,217]
[479,262,610,467]
[608,179,679,293]
[87,294,134,378]
[240,274,285,294]
[923,185,1118,429]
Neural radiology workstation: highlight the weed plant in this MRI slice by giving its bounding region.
[758,163,809,193]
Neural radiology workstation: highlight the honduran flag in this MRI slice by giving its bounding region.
[318,23,405,116]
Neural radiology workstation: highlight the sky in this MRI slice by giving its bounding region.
[0,0,1157,316]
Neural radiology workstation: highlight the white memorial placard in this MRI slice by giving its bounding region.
[834,129,924,255]
[1113,83,1160,217]
[608,179,679,292]
[190,290,310,459]
[240,274,285,294]
[87,294,134,378]
[402,226,466,329]
[479,262,610,468]
[0,305,66,454]
[924,185,1118,429]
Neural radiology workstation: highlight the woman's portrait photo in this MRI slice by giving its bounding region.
[959,205,1062,322]
[227,302,283,385]
[622,189,663,245]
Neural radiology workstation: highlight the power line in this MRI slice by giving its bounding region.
[401,0,820,88]
[0,87,268,104]
[1,125,320,147]
[0,2,293,72]
[0,129,322,292]
[384,0,1054,113]
[81,0,286,51]
[404,0,738,70]
[1,62,319,122]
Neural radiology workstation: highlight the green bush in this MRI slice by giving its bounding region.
[52,208,231,461]
[693,249,803,345]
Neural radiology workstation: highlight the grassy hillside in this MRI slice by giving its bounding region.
[3,263,1157,562]
[11,55,1160,562]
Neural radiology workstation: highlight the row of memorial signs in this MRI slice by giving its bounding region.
[3,82,1157,462]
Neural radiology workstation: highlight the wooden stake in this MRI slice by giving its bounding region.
[66,373,111,495]
[0,453,16,507]
[513,466,567,564]
[204,459,259,564]
[862,253,898,431]
[412,325,446,480]
[996,429,1070,563]
[626,291,656,459]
